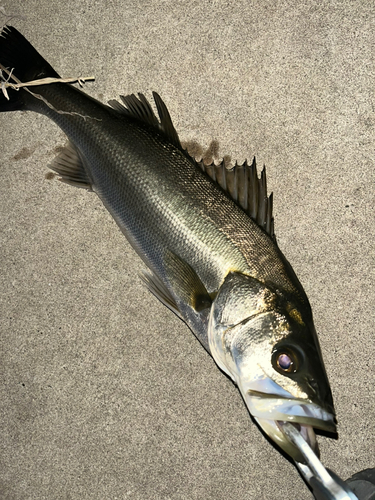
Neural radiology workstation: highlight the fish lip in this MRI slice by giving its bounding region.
[253,416,320,461]
[246,389,337,433]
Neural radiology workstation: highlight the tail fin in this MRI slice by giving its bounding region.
[0,25,60,111]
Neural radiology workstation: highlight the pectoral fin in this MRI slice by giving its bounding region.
[164,250,212,313]
[142,253,213,353]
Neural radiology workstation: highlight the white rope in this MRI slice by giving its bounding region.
[0,64,95,100]
[0,64,99,120]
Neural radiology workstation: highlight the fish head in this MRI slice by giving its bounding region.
[208,271,336,462]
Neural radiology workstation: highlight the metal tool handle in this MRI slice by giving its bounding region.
[280,422,359,500]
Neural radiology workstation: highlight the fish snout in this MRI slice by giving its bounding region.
[240,382,336,461]
[305,377,336,426]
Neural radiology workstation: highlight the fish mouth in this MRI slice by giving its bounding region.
[242,389,336,461]
[247,389,336,433]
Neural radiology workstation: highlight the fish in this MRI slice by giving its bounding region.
[0,26,336,462]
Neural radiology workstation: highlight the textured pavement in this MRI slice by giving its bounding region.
[1,1,374,499]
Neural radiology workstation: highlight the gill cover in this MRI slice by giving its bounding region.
[208,272,336,460]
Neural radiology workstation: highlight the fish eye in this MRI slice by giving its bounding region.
[272,348,298,374]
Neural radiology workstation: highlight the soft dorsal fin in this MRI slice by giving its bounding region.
[198,157,275,240]
[108,92,182,150]
[152,92,181,149]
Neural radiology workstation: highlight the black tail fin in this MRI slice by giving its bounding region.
[0,26,60,111]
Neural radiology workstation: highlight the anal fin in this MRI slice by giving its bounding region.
[49,141,93,190]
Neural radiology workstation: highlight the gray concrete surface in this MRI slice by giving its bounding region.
[1,1,374,499]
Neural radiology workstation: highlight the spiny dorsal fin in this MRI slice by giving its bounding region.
[48,141,93,190]
[198,157,275,240]
[109,92,275,239]
[108,92,182,150]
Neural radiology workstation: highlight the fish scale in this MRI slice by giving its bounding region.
[0,25,335,463]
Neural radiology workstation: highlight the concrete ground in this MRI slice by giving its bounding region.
[1,1,374,499]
